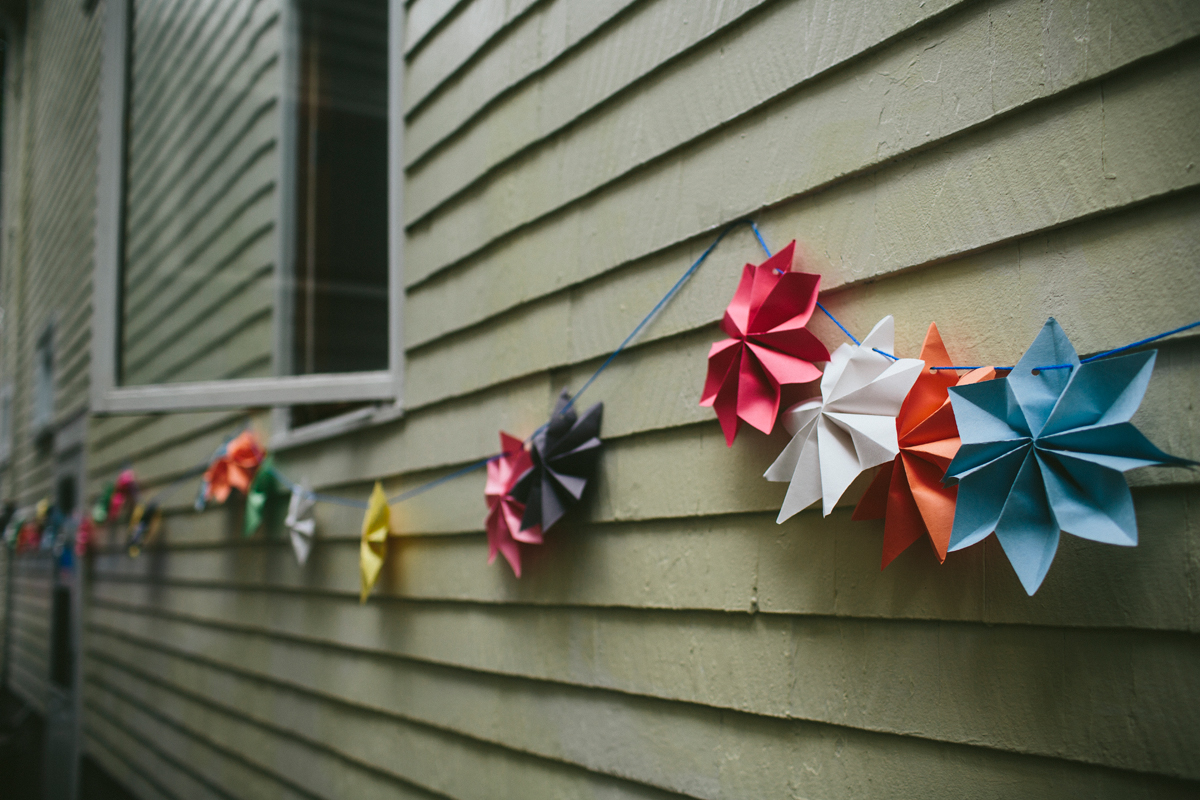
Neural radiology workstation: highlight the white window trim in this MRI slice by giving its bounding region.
[91,0,406,414]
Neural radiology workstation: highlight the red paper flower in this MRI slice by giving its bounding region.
[851,324,996,568]
[700,241,830,446]
[485,432,543,577]
[109,468,138,520]
[204,431,265,504]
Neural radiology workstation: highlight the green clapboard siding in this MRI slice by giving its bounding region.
[0,0,1194,797]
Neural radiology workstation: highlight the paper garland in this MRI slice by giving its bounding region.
[700,241,830,446]
[765,317,925,521]
[510,390,604,534]
[944,318,1188,594]
[68,225,1191,599]
[851,324,997,568]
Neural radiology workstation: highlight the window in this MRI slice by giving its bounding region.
[92,0,404,413]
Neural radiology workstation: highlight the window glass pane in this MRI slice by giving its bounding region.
[117,0,389,387]
[291,0,389,376]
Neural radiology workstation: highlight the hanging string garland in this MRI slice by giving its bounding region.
[709,230,1194,592]
[700,240,829,446]
[851,324,997,569]
[71,219,1198,599]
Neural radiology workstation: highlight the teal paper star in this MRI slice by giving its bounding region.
[944,318,1188,595]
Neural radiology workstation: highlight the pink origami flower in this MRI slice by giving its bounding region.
[700,241,830,446]
[485,432,543,577]
[109,468,138,520]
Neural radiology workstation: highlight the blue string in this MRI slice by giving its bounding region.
[928,319,1200,372]
[754,227,1200,374]
[558,219,758,417]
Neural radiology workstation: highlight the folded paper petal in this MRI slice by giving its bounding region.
[852,323,999,567]
[285,481,317,566]
[485,432,543,577]
[510,390,604,533]
[766,316,924,522]
[701,241,830,446]
[360,482,390,602]
[944,318,1190,594]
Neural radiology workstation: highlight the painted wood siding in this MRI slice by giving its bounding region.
[119,0,280,386]
[76,0,1200,798]
[0,0,103,713]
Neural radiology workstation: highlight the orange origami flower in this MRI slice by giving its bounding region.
[203,431,266,504]
[700,241,830,446]
[852,324,996,568]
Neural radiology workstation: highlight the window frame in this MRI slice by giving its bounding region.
[91,0,405,414]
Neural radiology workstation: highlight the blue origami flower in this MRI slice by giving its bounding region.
[944,318,1188,595]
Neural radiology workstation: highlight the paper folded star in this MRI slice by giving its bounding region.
[944,318,1188,595]
[765,316,925,521]
[204,430,265,504]
[853,323,997,567]
[701,241,830,446]
[244,456,287,536]
[110,469,138,520]
[125,503,162,557]
[360,482,390,602]
[285,482,317,567]
[485,432,543,577]
[510,390,603,533]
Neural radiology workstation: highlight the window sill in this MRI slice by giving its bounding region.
[269,401,404,452]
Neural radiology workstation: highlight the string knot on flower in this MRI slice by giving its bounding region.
[700,240,830,446]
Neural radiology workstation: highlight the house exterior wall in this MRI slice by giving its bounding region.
[0,0,102,715]
[0,0,1198,797]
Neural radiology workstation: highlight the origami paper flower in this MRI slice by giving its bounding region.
[126,503,162,557]
[945,318,1188,595]
[485,432,543,577]
[203,431,265,504]
[701,241,831,446]
[510,390,603,533]
[852,323,998,568]
[244,456,287,536]
[765,317,925,522]
[285,482,317,567]
[110,468,138,520]
[360,482,390,602]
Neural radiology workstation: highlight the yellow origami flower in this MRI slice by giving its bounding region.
[360,482,390,603]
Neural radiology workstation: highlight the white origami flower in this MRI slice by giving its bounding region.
[765,316,925,521]
[285,482,317,566]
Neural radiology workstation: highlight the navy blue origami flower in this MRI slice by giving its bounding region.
[944,318,1188,594]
